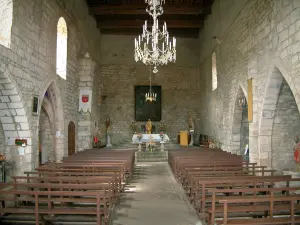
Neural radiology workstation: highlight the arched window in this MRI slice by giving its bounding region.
[212,52,218,91]
[56,17,67,79]
[0,0,13,48]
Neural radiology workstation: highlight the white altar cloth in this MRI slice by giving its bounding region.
[132,134,170,144]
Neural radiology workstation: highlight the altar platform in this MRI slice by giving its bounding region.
[132,133,170,144]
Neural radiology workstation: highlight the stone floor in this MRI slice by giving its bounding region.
[111,162,203,225]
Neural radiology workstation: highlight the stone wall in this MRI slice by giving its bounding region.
[0,0,101,175]
[272,79,300,171]
[198,0,300,170]
[98,35,201,145]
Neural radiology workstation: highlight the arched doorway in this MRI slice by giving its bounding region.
[68,121,76,156]
[259,67,300,170]
[231,86,249,157]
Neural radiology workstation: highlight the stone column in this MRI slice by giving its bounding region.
[77,53,96,151]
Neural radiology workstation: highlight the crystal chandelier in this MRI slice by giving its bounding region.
[145,66,157,103]
[134,0,176,73]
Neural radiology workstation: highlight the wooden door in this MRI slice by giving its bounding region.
[68,121,75,156]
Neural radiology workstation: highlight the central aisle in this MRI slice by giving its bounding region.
[111,162,202,225]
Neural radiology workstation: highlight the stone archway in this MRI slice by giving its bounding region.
[0,63,31,177]
[231,86,249,156]
[38,96,56,165]
[38,81,64,162]
[258,66,300,170]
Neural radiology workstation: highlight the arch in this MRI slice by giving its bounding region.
[258,67,283,168]
[0,62,32,176]
[38,80,65,162]
[56,17,68,79]
[212,52,218,91]
[0,0,13,48]
[258,59,300,169]
[68,121,75,156]
[231,85,249,156]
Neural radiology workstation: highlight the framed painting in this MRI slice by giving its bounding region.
[135,85,161,121]
[32,96,39,115]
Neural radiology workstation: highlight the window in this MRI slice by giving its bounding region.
[56,17,67,79]
[212,52,217,91]
[0,0,13,48]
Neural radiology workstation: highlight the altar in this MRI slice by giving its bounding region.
[132,134,170,144]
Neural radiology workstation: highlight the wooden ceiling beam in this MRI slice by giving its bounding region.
[98,20,203,29]
[90,5,206,15]
[100,28,199,38]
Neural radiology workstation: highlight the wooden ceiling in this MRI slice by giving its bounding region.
[86,0,214,38]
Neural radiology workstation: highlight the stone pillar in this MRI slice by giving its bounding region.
[77,53,96,151]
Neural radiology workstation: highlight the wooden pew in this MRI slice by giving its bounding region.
[0,189,110,225]
[217,194,300,225]
[207,186,300,224]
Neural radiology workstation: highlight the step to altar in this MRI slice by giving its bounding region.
[135,151,168,162]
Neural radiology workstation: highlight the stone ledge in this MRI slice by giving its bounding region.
[135,151,168,162]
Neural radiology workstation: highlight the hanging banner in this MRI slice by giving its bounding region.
[79,89,92,113]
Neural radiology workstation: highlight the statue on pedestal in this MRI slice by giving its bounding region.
[146,119,152,134]
[294,136,300,165]
[106,117,112,147]
[188,116,195,146]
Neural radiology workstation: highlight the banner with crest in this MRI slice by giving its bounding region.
[79,89,92,113]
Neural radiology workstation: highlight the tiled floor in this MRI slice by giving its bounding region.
[111,162,203,225]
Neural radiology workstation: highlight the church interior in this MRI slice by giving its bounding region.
[1,0,300,224]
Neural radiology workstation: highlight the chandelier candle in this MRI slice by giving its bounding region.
[134,0,176,73]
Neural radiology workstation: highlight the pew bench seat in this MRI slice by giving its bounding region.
[215,217,300,225]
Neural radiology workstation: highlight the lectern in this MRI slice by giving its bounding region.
[180,131,189,147]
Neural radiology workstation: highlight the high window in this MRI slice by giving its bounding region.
[0,0,13,48]
[212,52,218,91]
[56,17,67,79]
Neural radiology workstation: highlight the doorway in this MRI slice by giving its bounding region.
[68,121,75,156]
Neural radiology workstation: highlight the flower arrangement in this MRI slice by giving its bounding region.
[159,131,165,140]
[0,154,5,161]
[137,133,143,142]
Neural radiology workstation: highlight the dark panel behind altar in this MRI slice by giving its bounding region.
[135,85,162,121]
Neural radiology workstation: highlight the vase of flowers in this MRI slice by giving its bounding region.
[159,132,165,142]
[137,133,142,151]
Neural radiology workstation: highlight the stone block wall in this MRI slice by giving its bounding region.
[198,0,300,170]
[0,0,101,176]
[98,35,201,145]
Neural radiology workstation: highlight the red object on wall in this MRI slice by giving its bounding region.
[82,95,89,103]
[93,136,98,143]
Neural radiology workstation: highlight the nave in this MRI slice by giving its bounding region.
[111,162,201,225]
[1,146,300,225]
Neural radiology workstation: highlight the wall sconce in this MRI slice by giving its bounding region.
[15,123,21,130]
[238,97,248,112]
